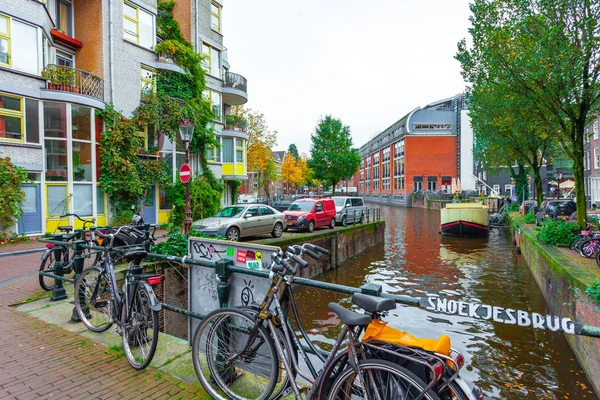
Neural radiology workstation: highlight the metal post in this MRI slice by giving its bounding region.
[71,239,85,321]
[51,234,68,301]
[361,283,382,297]
[216,259,233,308]
[183,147,192,234]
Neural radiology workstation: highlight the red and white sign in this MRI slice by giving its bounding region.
[179,163,191,183]
[236,250,247,264]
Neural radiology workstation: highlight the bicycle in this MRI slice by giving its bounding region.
[39,213,102,291]
[569,223,595,252]
[191,243,441,400]
[74,225,161,370]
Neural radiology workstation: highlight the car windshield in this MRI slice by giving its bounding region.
[288,201,314,211]
[215,206,246,218]
[333,198,346,206]
[550,202,573,211]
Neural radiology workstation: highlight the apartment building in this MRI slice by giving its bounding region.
[356,94,472,206]
[0,0,247,234]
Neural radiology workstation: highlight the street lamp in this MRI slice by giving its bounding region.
[179,119,195,233]
[555,169,563,200]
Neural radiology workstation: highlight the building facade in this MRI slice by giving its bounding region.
[356,94,471,206]
[0,0,247,234]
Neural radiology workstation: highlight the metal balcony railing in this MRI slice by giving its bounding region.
[42,65,104,101]
[224,72,247,93]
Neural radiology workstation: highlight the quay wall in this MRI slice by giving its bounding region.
[153,221,386,340]
[510,216,600,396]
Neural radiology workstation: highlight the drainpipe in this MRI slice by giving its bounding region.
[194,0,198,53]
[108,0,115,102]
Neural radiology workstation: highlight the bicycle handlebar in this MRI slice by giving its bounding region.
[60,212,96,228]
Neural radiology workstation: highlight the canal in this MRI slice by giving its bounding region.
[293,204,597,399]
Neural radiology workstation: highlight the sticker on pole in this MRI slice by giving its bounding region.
[179,163,191,183]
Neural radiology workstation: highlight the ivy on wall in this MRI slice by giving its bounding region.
[0,157,29,230]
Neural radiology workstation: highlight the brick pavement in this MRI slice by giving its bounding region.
[0,251,208,399]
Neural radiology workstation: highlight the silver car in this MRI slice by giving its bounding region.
[191,204,285,241]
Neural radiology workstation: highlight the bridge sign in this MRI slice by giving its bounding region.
[179,163,191,183]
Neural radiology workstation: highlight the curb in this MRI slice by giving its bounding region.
[0,248,45,258]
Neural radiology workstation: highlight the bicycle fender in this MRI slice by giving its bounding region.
[138,281,162,311]
[452,376,479,400]
[41,248,53,261]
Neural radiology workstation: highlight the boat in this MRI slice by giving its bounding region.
[440,203,489,237]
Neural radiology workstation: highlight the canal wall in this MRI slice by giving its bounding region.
[509,216,600,396]
[361,193,411,207]
[150,221,386,340]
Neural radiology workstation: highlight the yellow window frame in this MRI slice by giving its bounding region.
[0,14,10,67]
[211,2,221,32]
[0,92,24,142]
[136,127,147,149]
[236,139,244,163]
[123,1,139,44]
[140,65,155,96]
[201,43,211,74]
[46,183,69,218]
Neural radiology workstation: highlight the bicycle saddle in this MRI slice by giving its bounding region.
[328,303,372,326]
[58,226,73,232]
[123,247,148,262]
[352,293,396,313]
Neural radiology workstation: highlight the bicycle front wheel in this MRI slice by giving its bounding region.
[121,284,159,370]
[327,359,440,400]
[75,266,114,332]
[39,252,56,291]
[192,308,278,400]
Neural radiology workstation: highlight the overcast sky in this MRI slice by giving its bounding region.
[223,0,473,155]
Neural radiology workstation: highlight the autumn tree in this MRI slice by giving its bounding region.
[309,116,361,196]
[457,0,600,225]
[281,152,301,195]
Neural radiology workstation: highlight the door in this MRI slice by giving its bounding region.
[18,183,42,234]
[143,185,157,224]
[259,206,276,234]
[314,201,325,226]
[240,206,261,236]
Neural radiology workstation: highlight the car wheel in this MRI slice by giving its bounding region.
[329,218,335,229]
[342,215,347,227]
[226,227,240,241]
[307,221,314,233]
[272,222,283,238]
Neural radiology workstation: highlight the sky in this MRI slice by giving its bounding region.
[222,0,474,155]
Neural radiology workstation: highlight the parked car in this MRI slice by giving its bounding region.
[271,202,291,212]
[191,204,285,241]
[535,200,576,225]
[567,210,600,224]
[284,198,336,232]
[332,196,367,226]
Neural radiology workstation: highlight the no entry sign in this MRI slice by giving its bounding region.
[179,163,191,183]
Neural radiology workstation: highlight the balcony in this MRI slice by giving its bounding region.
[42,65,104,102]
[222,72,248,106]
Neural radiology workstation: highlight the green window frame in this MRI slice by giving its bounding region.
[0,14,11,67]
[211,2,221,32]
[0,92,24,142]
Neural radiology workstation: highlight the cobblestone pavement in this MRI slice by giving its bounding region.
[0,249,207,399]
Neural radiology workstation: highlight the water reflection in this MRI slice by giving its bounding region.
[293,205,597,399]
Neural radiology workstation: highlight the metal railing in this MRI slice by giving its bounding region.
[224,72,247,93]
[42,64,104,101]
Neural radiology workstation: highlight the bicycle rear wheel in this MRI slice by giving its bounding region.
[327,359,440,400]
[580,240,597,258]
[39,252,56,291]
[75,266,113,332]
[121,284,159,370]
[192,308,278,400]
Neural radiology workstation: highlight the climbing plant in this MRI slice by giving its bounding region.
[0,157,29,230]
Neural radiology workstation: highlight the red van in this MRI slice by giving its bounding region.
[284,198,336,232]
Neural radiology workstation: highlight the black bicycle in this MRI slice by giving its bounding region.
[191,243,441,400]
[74,225,161,370]
[39,213,101,291]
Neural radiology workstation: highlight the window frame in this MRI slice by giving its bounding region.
[235,138,244,163]
[0,13,10,67]
[140,65,155,97]
[211,2,221,32]
[57,0,73,37]
[123,1,155,49]
[0,92,24,142]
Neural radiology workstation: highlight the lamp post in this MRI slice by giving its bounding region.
[179,119,195,233]
[556,169,563,200]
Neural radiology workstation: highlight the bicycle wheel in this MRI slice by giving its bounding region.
[39,252,56,291]
[440,381,470,400]
[327,359,440,400]
[74,266,114,332]
[580,240,596,258]
[192,308,278,400]
[121,283,159,370]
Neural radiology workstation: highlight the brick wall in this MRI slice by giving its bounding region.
[74,0,104,81]
[405,135,457,192]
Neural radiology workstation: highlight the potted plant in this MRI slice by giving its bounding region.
[41,66,60,90]
[57,67,75,91]
[225,114,235,130]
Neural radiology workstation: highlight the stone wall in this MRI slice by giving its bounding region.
[511,218,600,396]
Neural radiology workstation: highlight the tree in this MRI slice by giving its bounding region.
[456,0,600,226]
[0,157,28,230]
[309,116,361,196]
[281,152,301,195]
[288,144,299,161]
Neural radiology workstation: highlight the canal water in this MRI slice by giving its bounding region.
[293,204,597,399]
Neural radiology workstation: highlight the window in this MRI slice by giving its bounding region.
[211,2,221,32]
[201,43,221,77]
[595,147,600,169]
[594,120,599,140]
[222,137,234,163]
[414,180,422,191]
[0,14,9,66]
[73,184,92,215]
[260,206,273,216]
[97,187,106,214]
[236,138,244,163]
[123,1,155,49]
[315,202,323,212]
[56,51,73,67]
[140,65,155,96]
[57,0,72,37]
[0,15,39,74]
[72,106,92,182]
[47,184,68,217]
[44,102,68,181]
[203,89,222,121]
[0,93,23,141]
[505,185,513,197]
[493,184,500,194]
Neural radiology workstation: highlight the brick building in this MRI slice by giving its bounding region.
[0,0,247,234]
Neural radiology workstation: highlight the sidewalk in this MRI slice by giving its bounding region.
[0,251,207,399]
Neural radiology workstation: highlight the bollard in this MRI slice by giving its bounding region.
[367,208,370,223]
[71,239,86,321]
[216,259,233,308]
[50,234,68,301]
